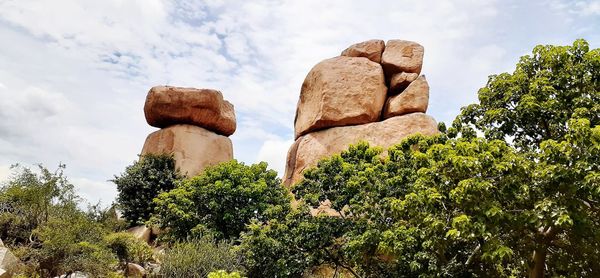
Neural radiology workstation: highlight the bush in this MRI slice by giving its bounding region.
[208,270,244,278]
[152,160,290,241]
[113,154,181,226]
[159,236,244,278]
[103,232,153,266]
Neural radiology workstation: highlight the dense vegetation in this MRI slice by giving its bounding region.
[0,39,597,277]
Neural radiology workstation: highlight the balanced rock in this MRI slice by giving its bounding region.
[340,39,385,63]
[144,86,236,136]
[389,72,419,94]
[381,40,424,76]
[141,124,233,177]
[285,113,438,186]
[295,56,387,138]
[383,75,430,118]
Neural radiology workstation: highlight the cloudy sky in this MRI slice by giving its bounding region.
[0,0,599,206]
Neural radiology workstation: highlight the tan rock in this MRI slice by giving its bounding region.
[389,72,419,94]
[126,263,146,278]
[340,39,385,63]
[0,238,3,247]
[144,86,236,136]
[141,124,233,177]
[0,268,7,278]
[0,247,20,276]
[294,56,387,138]
[285,113,438,186]
[383,76,429,119]
[126,225,152,244]
[381,40,424,76]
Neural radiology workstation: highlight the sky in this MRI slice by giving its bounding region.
[0,0,599,206]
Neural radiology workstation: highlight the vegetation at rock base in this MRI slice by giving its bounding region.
[152,160,291,241]
[113,153,182,226]
[159,236,244,278]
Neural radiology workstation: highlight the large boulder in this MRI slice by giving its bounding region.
[141,124,233,177]
[126,263,146,278]
[126,225,152,244]
[294,56,387,138]
[340,39,385,63]
[389,72,418,94]
[383,75,430,118]
[144,86,236,136]
[285,113,438,186]
[381,40,424,77]
[0,247,20,277]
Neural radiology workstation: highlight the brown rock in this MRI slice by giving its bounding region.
[340,39,385,63]
[383,76,429,119]
[0,247,20,277]
[144,86,236,136]
[294,56,387,139]
[389,72,419,94]
[141,124,233,177]
[126,263,146,278]
[126,225,152,244]
[285,113,438,186]
[381,40,424,76]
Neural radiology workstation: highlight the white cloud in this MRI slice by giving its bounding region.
[256,139,294,176]
[0,0,598,205]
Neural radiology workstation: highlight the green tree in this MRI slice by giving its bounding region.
[103,232,153,274]
[240,39,600,278]
[152,160,291,241]
[113,153,181,226]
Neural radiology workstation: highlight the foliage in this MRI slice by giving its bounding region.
[240,40,600,278]
[113,154,181,226]
[152,160,291,241]
[103,232,153,266]
[456,39,600,150]
[159,236,244,278]
[207,270,244,278]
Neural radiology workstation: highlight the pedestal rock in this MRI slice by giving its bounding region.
[383,75,430,118]
[141,124,233,177]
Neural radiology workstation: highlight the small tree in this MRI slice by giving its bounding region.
[152,160,291,241]
[113,154,181,226]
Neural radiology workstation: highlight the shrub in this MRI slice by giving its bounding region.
[103,232,153,266]
[208,270,244,278]
[113,154,181,226]
[152,160,290,241]
[159,236,244,278]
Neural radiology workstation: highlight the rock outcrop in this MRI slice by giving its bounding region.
[285,39,437,187]
[126,225,152,244]
[141,86,235,177]
[294,56,387,138]
[285,113,438,185]
[340,39,385,63]
[0,247,20,277]
[142,124,233,176]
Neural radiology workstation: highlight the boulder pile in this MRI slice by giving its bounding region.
[285,39,439,186]
[141,86,235,177]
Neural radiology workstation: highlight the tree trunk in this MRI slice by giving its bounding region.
[529,247,546,278]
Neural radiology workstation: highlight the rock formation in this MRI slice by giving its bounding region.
[141,86,235,177]
[285,39,438,186]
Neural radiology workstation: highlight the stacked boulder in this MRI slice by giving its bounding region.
[284,39,438,186]
[141,86,235,177]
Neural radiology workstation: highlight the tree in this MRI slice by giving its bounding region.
[103,232,153,275]
[152,160,291,241]
[240,40,600,278]
[113,153,181,226]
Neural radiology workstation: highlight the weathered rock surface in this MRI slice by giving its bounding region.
[381,40,424,76]
[144,86,236,136]
[141,124,233,177]
[389,72,419,94]
[294,56,387,138]
[0,247,20,277]
[383,76,429,118]
[127,263,146,277]
[0,238,3,247]
[126,225,152,244]
[285,113,438,186]
[340,39,385,63]
[57,272,88,278]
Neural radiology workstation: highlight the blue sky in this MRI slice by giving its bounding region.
[0,0,599,206]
